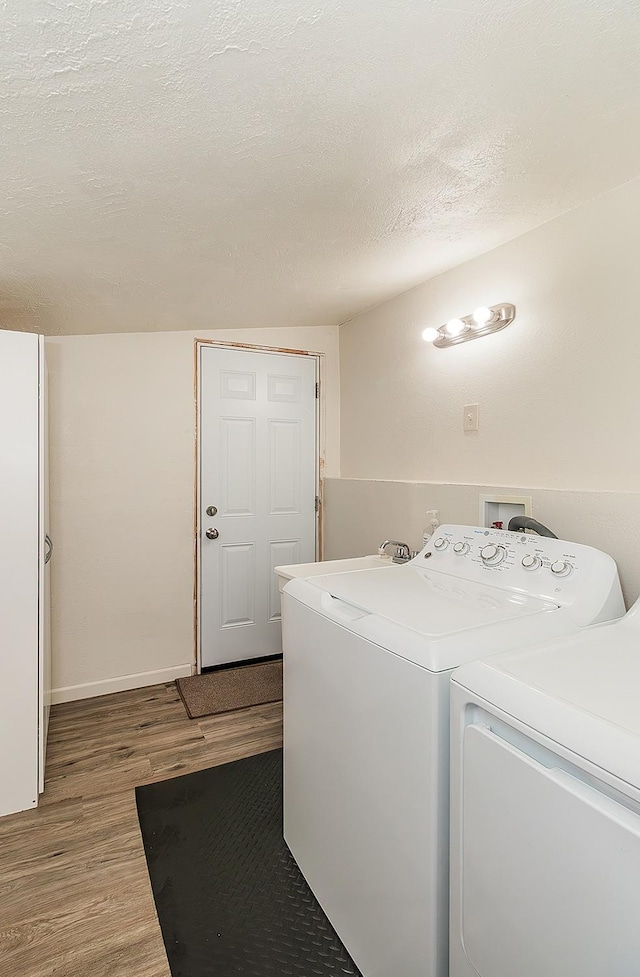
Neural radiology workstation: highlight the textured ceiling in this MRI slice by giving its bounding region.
[2,0,640,335]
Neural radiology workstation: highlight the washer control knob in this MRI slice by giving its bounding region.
[522,554,542,571]
[480,543,506,566]
[551,559,572,576]
[433,537,449,551]
[453,541,470,555]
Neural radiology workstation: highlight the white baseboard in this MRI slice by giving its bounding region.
[51,663,195,705]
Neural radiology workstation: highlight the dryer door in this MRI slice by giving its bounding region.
[458,723,640,977]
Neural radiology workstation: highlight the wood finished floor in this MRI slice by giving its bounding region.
[0,682,283,977]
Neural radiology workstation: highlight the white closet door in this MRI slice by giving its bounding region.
[38,337,51,793]
[0,330,40,816]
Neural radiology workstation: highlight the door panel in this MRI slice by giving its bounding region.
[221,417,256,515]
[460,722,640,977]
[220,543,256,627]
[268,419,301,513]
[220,369,255,399]
[268,539,300,623]
[199,346,317,668]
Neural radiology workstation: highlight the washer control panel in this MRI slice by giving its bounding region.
[416,524,617,610]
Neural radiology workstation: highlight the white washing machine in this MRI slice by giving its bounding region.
[282,525,624,977]
[449,597,640,977]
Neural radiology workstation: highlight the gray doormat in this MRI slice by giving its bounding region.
[176,660,283,719]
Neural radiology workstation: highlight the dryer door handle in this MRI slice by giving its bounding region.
[469,723,640,832]
[547,767,640,833]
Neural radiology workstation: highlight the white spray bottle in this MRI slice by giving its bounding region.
[422,510,439,548]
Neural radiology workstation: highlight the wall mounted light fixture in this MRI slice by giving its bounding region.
[422,302,516,349]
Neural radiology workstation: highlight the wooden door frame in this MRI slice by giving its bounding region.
[193,339,325,675]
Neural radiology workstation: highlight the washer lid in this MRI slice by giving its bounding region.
[287,563,564,671]
[312,564,557,635]
[453,616,640,787]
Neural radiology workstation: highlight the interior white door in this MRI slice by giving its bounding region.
[199,346,318,668]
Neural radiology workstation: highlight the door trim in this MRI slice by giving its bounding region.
[194,340,324,674]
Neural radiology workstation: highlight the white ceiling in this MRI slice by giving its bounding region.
[2,0,640,335]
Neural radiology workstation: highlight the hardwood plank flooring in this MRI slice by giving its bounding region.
[0,682,283,976]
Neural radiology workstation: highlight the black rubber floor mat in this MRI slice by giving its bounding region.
[136,749,362,977]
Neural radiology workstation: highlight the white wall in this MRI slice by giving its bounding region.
[46,326,339,702]
[340,176,640,491]
[338,177,640,603]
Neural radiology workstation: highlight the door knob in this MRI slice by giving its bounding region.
[206,505,218,517]
[205,528,219,540]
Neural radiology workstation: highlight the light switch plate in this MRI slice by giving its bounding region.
[463,403,479,432]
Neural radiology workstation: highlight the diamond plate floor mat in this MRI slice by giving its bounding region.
[135,749,362,977]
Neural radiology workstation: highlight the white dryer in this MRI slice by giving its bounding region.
[450,597,640,977]
[282,525,624,977]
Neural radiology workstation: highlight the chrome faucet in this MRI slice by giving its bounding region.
[378,539,416,563]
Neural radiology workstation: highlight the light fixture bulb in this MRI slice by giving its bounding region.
[420,302,514,348]
[472,306,494,327]
[421,327,440,343]
[444,318,466,337]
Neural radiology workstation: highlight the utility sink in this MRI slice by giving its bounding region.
[274,554,393,593]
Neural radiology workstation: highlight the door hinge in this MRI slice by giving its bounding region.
[315,495,320,512]
[315,381,319,398]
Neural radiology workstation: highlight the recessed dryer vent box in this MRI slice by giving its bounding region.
[479,494,532,531]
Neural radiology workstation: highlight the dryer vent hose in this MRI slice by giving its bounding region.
[507,516,558,538]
